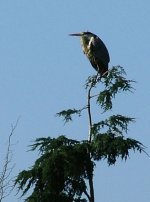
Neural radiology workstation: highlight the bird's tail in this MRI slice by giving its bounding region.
[97,63,108,77]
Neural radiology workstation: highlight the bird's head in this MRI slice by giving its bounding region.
[69,31,95,40]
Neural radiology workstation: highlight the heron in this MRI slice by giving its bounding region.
[69,31,110,76]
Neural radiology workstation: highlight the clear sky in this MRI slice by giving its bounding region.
[0,1,150,201]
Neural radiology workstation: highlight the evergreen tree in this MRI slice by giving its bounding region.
[15,66,145,202]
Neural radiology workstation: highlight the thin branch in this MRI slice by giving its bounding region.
[84,190,91,201]
[87,73,99,142]
[90,93,99,99]
[86,73,99,202]
[0,118,19,201]
[88,174,95,202]
[87,83,93,142]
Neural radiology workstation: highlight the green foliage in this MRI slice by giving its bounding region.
[91,134,144,165]
[15,135,144,201]
[85,74,98,89]
[15,136,92,202]
[15,66,145,202]
[58,67,135,123]
[56,109,82,123]
[96,66,135,111]
[91,114,135,136]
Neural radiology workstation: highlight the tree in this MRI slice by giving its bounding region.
[15,66,145,202]
[0,120,18,202]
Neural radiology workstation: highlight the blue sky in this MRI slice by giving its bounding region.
[0,1,150,201]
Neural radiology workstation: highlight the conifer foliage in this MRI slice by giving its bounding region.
[15,66,145,202]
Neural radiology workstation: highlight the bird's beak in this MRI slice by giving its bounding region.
[69,33,82,36]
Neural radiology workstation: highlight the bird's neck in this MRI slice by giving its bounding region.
[80,37,90,54]
[80,36,93,58]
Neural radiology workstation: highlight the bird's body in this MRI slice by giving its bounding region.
[70,32,110,76]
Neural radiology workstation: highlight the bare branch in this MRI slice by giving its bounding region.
[87,73,99,142]
[0,118,19,201]
[87,84,93,142]
[86,74,100,202]
[84,189,91,201]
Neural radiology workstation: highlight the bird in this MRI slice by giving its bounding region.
[69,31,110,76]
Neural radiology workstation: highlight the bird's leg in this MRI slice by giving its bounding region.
[94,71,101,83]
[102,70,109,77]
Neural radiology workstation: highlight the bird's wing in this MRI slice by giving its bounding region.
[91,36,110,66]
